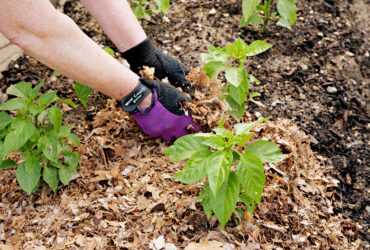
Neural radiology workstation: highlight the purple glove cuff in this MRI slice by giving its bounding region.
[131,90,201,142]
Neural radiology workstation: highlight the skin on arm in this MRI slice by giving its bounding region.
[80,0,194,93]
[0,0,151,107]
[79,0,147,52]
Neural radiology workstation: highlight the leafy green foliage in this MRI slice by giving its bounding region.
[0,81,80,194]
[241,0,296,32]
[74,83,92,107]
[129,0,170,20]
[202,39,272,120]
[165,118,285,228]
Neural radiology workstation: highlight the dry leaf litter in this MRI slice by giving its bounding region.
[0,69,365,249]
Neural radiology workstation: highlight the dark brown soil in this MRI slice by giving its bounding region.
[0,0,369,248]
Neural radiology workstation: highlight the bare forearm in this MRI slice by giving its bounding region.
[80,0,146,52]
[0,0,139,101]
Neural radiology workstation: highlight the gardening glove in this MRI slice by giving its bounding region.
[120,78,201,142]
[121,38,193,93]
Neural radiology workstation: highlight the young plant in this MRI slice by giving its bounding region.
[165,118,285,228]
[241,0,297,32]
[0,81,80,194]
[202,38,272,120]
[130,0,170,20]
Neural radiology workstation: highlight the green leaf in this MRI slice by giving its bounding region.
[164,134,208,162]
[234,117,269,135]
[202,136,227,150]
[237,153,264,192]
[37,110,48,124]
[249,92,261,100]
[74,82,92,107]
[277,17,291,29]
[56,98,78,108]
[202,46,229,64]
[226,38,249,60]
[206,150,232,197]
[234,132,255,147]
[38,136,59,163]
[0,159,17,170]
[212,128,233,138]
[225,67,243,87]
[58,125,80,146]
[4,120,35,156]
[173,150,211,184]
[203,61,226,79]
[58,125,72,137]
[228,70,249,106]
[16,161,41,194]
[0,112,12,130]
[249,13,263,25]
[237,153,264,213]
[6,81,32,98]
[210,173,240,228]
[249,74,261,85]
[245,40,272,57]
[103,47,115,57]
[225,95,245,120]
[63,151,79,169]
[155,0,170,13]
[246,140,285,163]
[48,106,63,131]
[59,165,77,185]
[30,80,45,100]
[198,183,213,219]
[242,0,261,24]
[68,134,80,146]
[0,98,26,111]
[38,91,59,109]
[240,16,248,28]
[52,71,61,77]
[277,0,296,26]
[240,192,257,214]
[43,167,59,192]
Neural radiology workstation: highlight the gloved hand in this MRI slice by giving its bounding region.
[121,38,193,93]
[120,78,201,142]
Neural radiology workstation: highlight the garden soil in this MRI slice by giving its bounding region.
[0,0,369,249]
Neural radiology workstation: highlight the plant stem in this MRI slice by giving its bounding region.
[262,0,272,33]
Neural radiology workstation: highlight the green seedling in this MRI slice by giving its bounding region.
[130,0,170,20]
[0,81,80,194]
[241,0,297,32]
[165,118,285,228]
[202,38,272,120]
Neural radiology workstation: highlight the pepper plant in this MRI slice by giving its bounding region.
[202,38,272,120]
[165,118,285,228]
[241,0,297,32]
[0,81,80,194]
[129,0,170,20]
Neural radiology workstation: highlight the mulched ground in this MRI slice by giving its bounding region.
[0,0,369,249]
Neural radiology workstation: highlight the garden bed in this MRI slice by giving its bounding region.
[0,0,368,249]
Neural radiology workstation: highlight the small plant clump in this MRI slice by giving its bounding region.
[202,38,272,120]
[0,81,80,194]
[241,0,297,32]
[129,0,170,20]
[165,118,285,228]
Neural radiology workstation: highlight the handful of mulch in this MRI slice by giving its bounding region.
[140,67,228,130]
[184,68,228,129]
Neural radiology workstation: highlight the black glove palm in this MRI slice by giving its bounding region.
[121,38,193,92]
